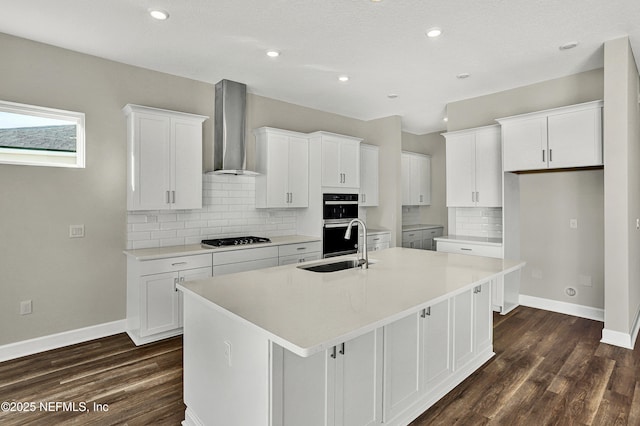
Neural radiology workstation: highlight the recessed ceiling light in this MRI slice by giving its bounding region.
[426,27,442,38]
[338,75,350,83]
[149,9,169,20]
[559,41,579,51]
[456,73,470,79]
[266,50,280,58]
[387,94,398,99]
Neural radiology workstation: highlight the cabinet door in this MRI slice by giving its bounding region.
[131,112,171,210]
[281,349,331,426]
[360,145,379,207]
[474,127,502,207]
[452,289,474,370]
[445,133,476,207]
[278,252,321,266]
[402,231,423,249]
[474,281,492,355]
[401,153,412,205]
[416,155,431,205]
[265,133,291,207]
[382,313,421,422]
[322,136,343,187]
[178,267,213,327]
[336,330,382,426]
[502,117,548,172]
[547,107,602,168]
[172,118,203,209]
[422,299,452,392]
[287,136,309,207]
[340,139,360,188]
[139,271,180,337]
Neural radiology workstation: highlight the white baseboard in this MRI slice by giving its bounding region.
[0,319,126,363]
[600,305,640,350]
[519,294,604,322]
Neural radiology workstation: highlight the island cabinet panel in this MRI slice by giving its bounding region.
[273,329,383,426]
[421,299,453,392]
[453,281,493,371]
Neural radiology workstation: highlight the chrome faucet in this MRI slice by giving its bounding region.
[344,218,368,269]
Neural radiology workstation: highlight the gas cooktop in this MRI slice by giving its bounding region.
[201,236,271,247]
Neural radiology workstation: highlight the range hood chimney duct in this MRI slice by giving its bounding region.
[210,79,256,175]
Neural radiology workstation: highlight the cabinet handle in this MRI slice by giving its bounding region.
[331,346,337,359]
[549,149,553,162]
[542,150,545,163]
[373,238,380,241]
[339,342,345,355]
[461,248,472,251]
[471,192,475,203]
[172,190,176,204]
[290,192,293,204]
[476,192,479,203]
[426,307,431,316]
[171,262,188,266]
[420,308,426,318]
[296,247,307,251]
[166,190,171,204]
[174,277,179,291]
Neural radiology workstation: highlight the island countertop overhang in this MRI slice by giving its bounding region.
[178,247,525,357]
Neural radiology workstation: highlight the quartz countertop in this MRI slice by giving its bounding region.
[123,235,321,261]
[178,247,524,357]
[402,224,444,231]
[434,235,503,246]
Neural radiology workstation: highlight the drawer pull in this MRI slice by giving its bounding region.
[460,248,472,251]
[171,262,188,266]
[297,247,307,251]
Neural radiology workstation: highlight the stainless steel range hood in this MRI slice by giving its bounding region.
[208,79,257,175]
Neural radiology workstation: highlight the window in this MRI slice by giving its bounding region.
[0,100,85,168]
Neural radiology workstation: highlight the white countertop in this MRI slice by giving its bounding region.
[434,235,503,246]
[178,247,524,357]
[402,224,444,231]
[123,235,321,261]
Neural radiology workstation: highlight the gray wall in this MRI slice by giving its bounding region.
[0,33,404,346]
[446,69,605,309]
[603,37,640,336]
[0,33,214,345]
[401,131,448,232]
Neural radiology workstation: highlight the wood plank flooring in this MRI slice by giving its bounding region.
[0,306,637,425]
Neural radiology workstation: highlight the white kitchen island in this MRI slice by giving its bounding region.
[178,247,525,426]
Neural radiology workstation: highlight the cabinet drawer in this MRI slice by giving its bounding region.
[278,252,321,266]
[402,231,422,244]
[278,241,322,257]
[436,241,502,258]
[212,257,279,276]
[212,246,279,266]
[423,228,443,238]
[138,253,213,276]
[367,233,390,245]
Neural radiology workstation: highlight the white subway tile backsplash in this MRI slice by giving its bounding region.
[453,207,503,239]
[127,174,299,248]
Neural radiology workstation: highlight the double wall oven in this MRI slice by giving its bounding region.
[322,193,358,258]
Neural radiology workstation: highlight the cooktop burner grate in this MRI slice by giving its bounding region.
[201,236,271,247]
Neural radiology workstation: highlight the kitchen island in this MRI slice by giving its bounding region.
[178,247,524,426]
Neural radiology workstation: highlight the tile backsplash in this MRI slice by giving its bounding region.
[453,207,502,238]
[127,174,298,249]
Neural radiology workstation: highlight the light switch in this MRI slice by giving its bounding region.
[69,224,85,238]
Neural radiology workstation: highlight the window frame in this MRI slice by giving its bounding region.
[0,100,85,168]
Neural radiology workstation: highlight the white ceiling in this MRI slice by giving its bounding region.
[2,0,640,134]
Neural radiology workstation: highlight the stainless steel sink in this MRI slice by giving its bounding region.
[298,258,366,273]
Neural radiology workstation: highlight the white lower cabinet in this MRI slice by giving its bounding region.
[274,329,383,426]
[278,241,322,265]
[212,246,279,276]
[127,253,212,345]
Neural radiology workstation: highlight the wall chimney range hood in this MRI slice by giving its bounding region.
[209,79,257,175]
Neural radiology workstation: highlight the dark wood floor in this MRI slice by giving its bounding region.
[0,307,637,425]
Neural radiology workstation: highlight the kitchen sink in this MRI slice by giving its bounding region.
[298,258,370,273]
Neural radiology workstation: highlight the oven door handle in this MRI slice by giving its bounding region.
[324,222,354,229]
[324,201,359,205]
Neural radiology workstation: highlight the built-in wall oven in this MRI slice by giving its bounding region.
[322,193,359,258]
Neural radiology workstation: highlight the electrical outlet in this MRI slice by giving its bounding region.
[569,219,578,229]
[20,300,32,315]
[69,224,85,238]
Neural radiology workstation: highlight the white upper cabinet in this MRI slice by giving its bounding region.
[401,151,431,206]
[124,104,208,211]
[316,132,361,189]
[498,100,603,172]
[254,127,309,208]
[443,125,502,207]
[359,144,379,206]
